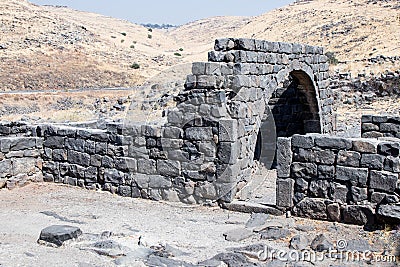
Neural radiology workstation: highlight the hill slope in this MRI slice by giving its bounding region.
[0,0,399,91]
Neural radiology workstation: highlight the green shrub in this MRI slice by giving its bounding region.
[121,39,125,43]
[325,51,339,65]
[130,45,135,49]
[121,32,127,36]
[179,48,184,51]
[174,52,182,57]
[130,63,140,69]
[111,36,116,39]
[148,34,152,39]
[148,28,153,32]
[132,41,137,44]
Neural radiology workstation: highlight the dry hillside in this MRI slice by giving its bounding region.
[0,0,399,91]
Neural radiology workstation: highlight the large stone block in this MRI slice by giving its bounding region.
[360,154,384,169]
[291,135,314,149]
[294,198,327,220]
[65,138,85,152]
[309,180,330,198]
[157,160,181,177]
[276,178,294,208]
[277,138,292,178]
[67,151,90,167]
[369,170,398,193]
[43,136,65,149]
[291,162,317,179]
[342,205,375,226]
[337,150,361,167]
[218,119,238,142]
[185,127,213,141]
[314,136,352,150]
[352,139,379,153]
[137,159,157,175]
[336,166,368,187]
[293,148,335,165]
[378,142,400,157]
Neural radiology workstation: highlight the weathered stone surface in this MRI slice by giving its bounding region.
[360,154,384,169]
[311,234,333,252]
[378,142,400,157]
[260,227,290,240]
[336,166,368,186]
[315,136,351,150]
[337,150,361,167]
[327,203,341,222]
[38,225,82,247]
[277,138,292,178]
[352,139,378,153]
[369,170,398,193]
[291,162,317,179]
[290,235,310,250]
[342,205,375,225]
[157,160,181,177]
[291,134,315,149]
[223,228,254,242]
[309,180,330,198]
[276,178,294,208]
[245,213,269,228]
[377,203,400,224]
[295,198,327,220]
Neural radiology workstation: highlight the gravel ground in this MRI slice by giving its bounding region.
[0,183,398,266]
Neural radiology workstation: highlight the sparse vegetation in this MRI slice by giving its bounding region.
[179,48,184,51]
[132,41,137,44]
[121,32,127,36]
[111,36,116,39]
[121,39,125,43]
[325,51,339,65]
[148,28,153,32]
[174,52,182,57]
[130,45,135,49]
[130,63,140,69]
[148,34,152,39]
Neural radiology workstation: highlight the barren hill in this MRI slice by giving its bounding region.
[1,0,399,91]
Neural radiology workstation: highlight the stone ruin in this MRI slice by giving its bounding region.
[0,38,399,226]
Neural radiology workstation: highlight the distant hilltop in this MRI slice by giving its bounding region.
[140,23,177,29]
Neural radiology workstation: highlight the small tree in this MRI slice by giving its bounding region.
[325,51,339,65]
[130,63,140,69]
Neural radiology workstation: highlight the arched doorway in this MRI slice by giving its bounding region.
[268,70,321,137]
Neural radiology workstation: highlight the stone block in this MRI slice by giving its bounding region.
[157,160,181,177]
[114,157,137,172]
[104,169,124,184]
[276,178,294,208]
[149,175,172,189]
[291,134,314,149]
[309,180,330,198]
[352,139,378,153]
[192,62,206,75]
[342,205,375,226]
[384,156,400,173]
[185,127,213,141]
[327,203,341,222]
[315,136,352,150]
[294,198,327,220]
[337,150,361,167]
[378,142,400,157]
[214,38,235,51]
[277,138,292,178]
[118,185,131,197]
[369,170,398,193]
[68,151,90,167]
[293,148,335,165]
[360,154,384,169]
[162,127,183,139]
[336,166,368,187]
[52,149,68,162]
[219,119,238,142]
[291,162,317,179]
[65,138,85,152]
[235,38,255,51]
[43,136,65,149]
[137,159,157,175]
[318,165,335,179]
[350,187,368,203]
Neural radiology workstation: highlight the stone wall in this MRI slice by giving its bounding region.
[277,134,400,225]
[1,38,335,207]
[362,115,400,138]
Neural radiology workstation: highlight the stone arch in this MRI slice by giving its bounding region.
[268,69,322,137]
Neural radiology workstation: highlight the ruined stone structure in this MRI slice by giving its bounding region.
[1,39,398,225]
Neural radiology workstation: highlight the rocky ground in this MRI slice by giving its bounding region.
[0,183,398,267]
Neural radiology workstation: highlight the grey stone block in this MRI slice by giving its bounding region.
[277,138,292,178]
[293,148,335,165]
[295,198,327,220]
[327,203,341,222]
[336,166,368,187]
[352,139,379,153]
[337,150,361,167]
[137,159,157,175]
[38,225,82,247]
[162,127,183,139]
[315,136,351,150]
[342,205,374,226]
[104,169,123,184]
[369,170,398,193]
[309,180,330,198]
[378,142,400,157]
[43,136,65,149]
[276,178,294,208]
[350,187,368,203]
[360,154,384,169]
[291,135,314,149]
[185,127,213,141]
[318,165,335,179]
[219,119,238,142]
[236,38,255,51]
[157,160,181,177]
[214,38,235,51]
[291,162,317,179]
[217,142,238,164]
[384,156,400,173]
[68,150,90,167]
[114,157,137,172]
[65,138,85,152]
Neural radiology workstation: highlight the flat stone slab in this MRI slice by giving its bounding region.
[221,201,285,216]
[38,225,82,247]
[223,228,254,242]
